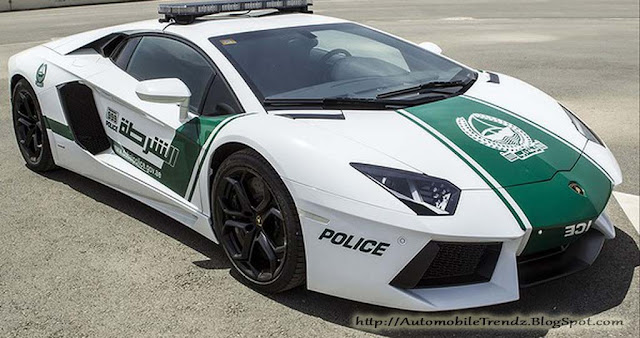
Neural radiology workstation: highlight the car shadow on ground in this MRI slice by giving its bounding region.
[43,168,638,337]
[42,169,231,270]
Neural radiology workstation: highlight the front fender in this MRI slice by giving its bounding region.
[195,113,417,218]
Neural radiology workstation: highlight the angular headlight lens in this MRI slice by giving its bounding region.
[560,104,604,146]
[351,163,461,216]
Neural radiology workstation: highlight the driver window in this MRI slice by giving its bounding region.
[314,30,410,71]
[125,36,215,113]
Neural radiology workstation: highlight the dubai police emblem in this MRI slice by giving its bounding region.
[35,63,47,87]
[456,113,547,162]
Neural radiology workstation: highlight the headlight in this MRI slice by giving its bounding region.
[560,104,604,146]
[351,163,461,216]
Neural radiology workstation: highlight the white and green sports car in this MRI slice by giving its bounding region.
[8,0,622,311]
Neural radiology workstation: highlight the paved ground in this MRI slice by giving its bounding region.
[0,0,638,337]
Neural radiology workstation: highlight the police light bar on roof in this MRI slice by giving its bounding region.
[158,0,313,24]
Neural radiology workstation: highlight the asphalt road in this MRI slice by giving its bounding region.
[0,0,638,337]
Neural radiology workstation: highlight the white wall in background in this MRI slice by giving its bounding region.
[2,0,146,12]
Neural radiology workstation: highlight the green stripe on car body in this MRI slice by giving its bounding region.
[405,96,581,187]
[43,116,74,141]
[465,95,615,183]
[507,156,612,254]
[185,113,247,201]
[159,114,234,198]
[399,95,612,254]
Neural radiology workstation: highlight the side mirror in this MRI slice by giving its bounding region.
[135,78,191,120]
[419,42,443,54]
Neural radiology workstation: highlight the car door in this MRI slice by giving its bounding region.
[88,33,243,203]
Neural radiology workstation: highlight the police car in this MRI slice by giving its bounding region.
[8,0,622,311]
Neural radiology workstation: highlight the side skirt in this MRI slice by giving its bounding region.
[52,136,219,244]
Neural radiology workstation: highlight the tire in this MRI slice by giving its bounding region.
[212,148,305,293]
[12,79,56,172]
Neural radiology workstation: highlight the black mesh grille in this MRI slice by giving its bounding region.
[416,242,502,288]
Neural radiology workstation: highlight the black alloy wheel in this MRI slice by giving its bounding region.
[213,149,305,293]
[12,79,56,172]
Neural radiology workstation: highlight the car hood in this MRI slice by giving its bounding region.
[284,73,590,190]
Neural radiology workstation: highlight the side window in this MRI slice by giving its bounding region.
[111,37,141,71]
[125,36,215,113]
[201,76,243,116]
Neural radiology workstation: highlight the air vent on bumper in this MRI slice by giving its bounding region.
[390,241,502,289]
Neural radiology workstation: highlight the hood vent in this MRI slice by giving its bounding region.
[487,72,500,84]
[276,112,345,120]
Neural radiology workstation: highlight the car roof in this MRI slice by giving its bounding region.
[165,13,348,40]
[44,13,348,56]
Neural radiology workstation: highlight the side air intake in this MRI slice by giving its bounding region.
[58,82,111,154]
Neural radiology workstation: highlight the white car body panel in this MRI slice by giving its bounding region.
[291,180,522,311]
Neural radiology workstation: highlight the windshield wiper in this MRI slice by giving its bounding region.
[263,97,427,110]
[376,80,469,99]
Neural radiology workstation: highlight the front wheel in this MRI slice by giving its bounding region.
[212,149,306,293]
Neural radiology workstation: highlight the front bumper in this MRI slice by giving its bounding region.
[287,179,614,312]
[518,212,614,288]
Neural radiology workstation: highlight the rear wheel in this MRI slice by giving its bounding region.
[12,79,56,172]
[212,149,305,293]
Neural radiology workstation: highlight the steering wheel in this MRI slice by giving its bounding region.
[320,48,352,65]
[320,49,352,81]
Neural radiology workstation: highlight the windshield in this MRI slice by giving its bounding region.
[210,23,476,105]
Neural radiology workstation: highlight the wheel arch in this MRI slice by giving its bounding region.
[208,141,252,184]
[203,139,292,217]
[205,141,259,214]
[9,74,36,108]
[10,74,28,95]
